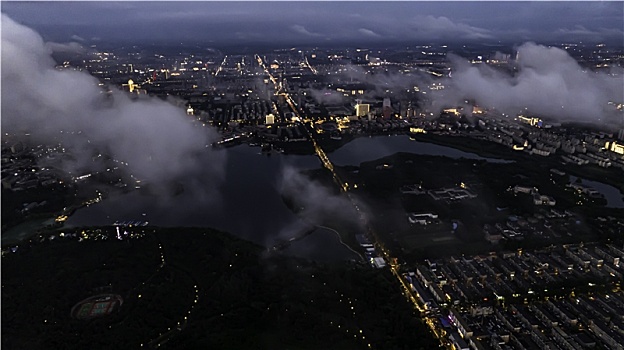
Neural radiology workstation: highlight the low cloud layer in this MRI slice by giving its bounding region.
[307,42,621,126]
[323,63,432,100]
[307,89,348,105]
[279,166,362,228]
[1,14,225,187]
[437,42,623,125]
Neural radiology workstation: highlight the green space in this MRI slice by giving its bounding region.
[321,150,624,262]
[2,227,440,350]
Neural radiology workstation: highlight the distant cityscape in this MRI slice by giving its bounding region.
[3,42,623,194]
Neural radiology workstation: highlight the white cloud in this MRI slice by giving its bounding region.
[45,41,86,54]
[1,14,226,188]
[553,25,624,42]
[438,42,624,125]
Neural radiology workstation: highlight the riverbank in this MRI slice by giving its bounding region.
[408,132,531,160]
[409,132,624,194]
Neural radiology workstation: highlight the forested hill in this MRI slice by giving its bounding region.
[2,227,439,349]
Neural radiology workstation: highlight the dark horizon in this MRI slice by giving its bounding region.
[2,1,623,47]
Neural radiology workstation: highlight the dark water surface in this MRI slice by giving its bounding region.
[59,137,514,261]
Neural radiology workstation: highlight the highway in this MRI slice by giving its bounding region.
[256,54,449,348]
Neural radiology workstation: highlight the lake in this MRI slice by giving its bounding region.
[329,135,511,166]
[569,175,624,208]
[33,136,514,261]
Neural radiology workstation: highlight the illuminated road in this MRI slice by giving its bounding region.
[256,54,448,348]
[255,54,278,87]
[140,237,201,349]
[215,55,227,77]
[304,55,318,75]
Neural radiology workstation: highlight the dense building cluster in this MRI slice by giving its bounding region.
[408,243,624,350]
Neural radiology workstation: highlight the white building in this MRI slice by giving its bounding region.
[372,257,387,268]
[355,103,370,117]
[265,113,275,125]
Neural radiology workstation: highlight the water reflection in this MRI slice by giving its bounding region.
[67,145,321,246]
[52,136,516,261]
[329,135,511,166]
[569,176,624,208]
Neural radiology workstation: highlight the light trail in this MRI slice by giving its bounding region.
[215,55,227,77]
[304,55,318,75]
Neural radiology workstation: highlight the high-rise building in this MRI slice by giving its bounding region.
[406,101,415,118]
[383,98,392,119]
[355,103,370,117]
[127,79,135,93]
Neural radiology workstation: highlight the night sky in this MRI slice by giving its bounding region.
[2,1,623,46]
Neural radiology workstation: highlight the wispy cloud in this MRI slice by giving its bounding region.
[410,15,492,40]
[358,28,382,38]
[553,25,624,42]
[291,24,322,37]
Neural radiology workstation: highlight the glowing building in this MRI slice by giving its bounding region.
[518,115,542,127]
[355,103,370,117]
[605,141,624,155]
[127,79,135,93]
[266,113,275,125]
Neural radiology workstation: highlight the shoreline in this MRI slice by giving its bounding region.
[4,132,622,247]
